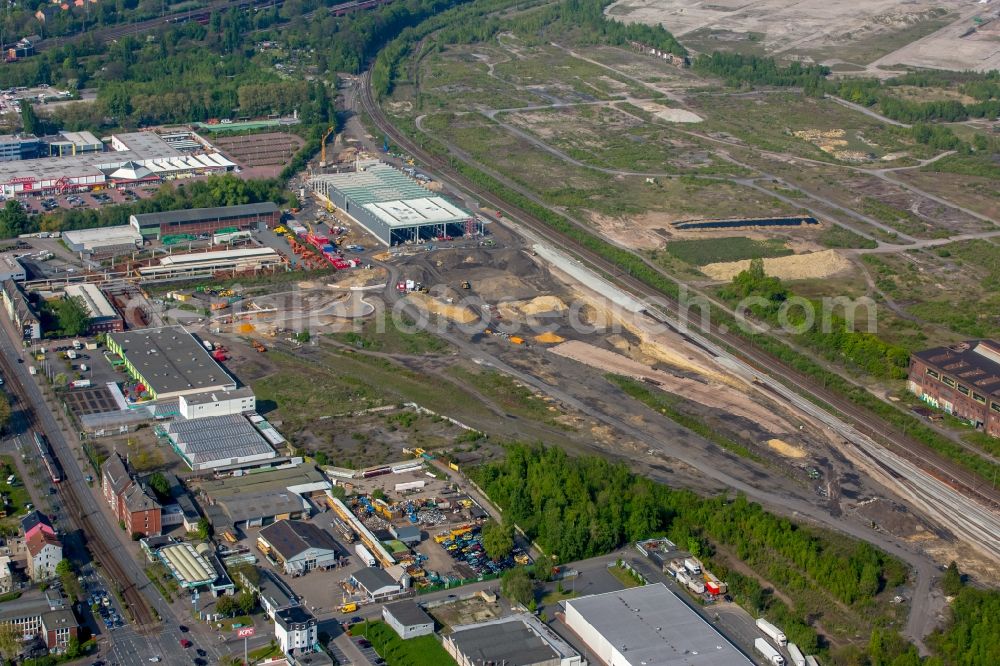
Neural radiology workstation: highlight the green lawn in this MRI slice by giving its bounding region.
[350,621,456,666]
[608,564,644,589]
[664,237,792,266]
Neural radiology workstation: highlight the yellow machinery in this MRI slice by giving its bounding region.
[340,602,358,613]
[319,126,335,167]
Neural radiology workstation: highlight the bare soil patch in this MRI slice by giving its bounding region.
[701,249,852,281]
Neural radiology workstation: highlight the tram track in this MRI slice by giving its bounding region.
[0,344,157,631]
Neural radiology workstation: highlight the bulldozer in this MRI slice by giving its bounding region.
[460,281,471,290]
[252,340,267,353]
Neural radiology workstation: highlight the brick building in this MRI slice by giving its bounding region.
[101,452,162,537]
[908,339,1000,438]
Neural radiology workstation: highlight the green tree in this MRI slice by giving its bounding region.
[372,488,386,501]
[0,622,20,662]
[313,451,328,466]
[481,519,514,561]
[147,472,171,502]
[55,559,73,576]
[54,295,90,337]
[941,561,963,596]
[0,200,31,239]
[20,102,39,135]
[500,568,533,607]
[64,636,81,659]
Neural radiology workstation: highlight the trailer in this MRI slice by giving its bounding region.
[686,578,705,594]
[355,543,377,567]
[755,638,785,666]
[787,643,806,666]
[756,618,787,646]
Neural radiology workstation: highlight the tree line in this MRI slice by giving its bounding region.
[718,259,910,379]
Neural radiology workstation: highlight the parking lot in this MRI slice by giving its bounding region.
[17,185,154,216]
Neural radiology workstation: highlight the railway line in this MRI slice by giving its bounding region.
[357,71,1000,562]
[0,343,157,631]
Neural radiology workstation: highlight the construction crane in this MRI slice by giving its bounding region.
[319,126,335,167]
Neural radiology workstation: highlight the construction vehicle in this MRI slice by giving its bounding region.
[339,602,358,614]
[460,281,470,289]
[252,340,267,353]
[319,126,335,167]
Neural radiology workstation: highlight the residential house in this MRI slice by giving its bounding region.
[274,607,317,655]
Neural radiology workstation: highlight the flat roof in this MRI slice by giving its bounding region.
[158,542,216,587]
[64,283,118,319]
[449,616,562,666]
[565,584,752,666]
[181,386,255,405]
[200,465,327,499]
[112,132,183,159]
[63,224,142,251]
[311,164,431,205]
[363,196,470,229]
[913,340,1000,399]
[383,601,433,628]
[166,413,276,468]
[107,326,235,396]
[159,247,279,266]
[130,202,279,228]
[60,130,101,146]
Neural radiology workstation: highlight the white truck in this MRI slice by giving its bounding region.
[787,643,806,666]
[756,618,787,646]
[683,557,702,575]
[755,638,785,666]
[354,543,377,567]
[202,340,214,351]
[70,379,91,389]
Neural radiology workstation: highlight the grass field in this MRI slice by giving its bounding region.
[350,621,457,666]
[328,316,451,355]
[664,237,792,265]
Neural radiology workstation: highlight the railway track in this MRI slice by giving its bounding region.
[0,348,157,631]
[357,72,1000,555]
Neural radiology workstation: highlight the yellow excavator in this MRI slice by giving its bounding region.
[319,126,335,168]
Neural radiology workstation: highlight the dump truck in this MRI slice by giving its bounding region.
[756,618,787,646]
[755,638,785,666]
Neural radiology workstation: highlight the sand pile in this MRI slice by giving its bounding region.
[767,438,807,459]
[405,292,478,324]
[534,331,566,344]
[499,295,568,320]
[701,250,851,281]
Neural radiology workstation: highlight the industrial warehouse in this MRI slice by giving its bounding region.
[136,246,285,279]
[129,202,281,240]
[62,225,143,258]
[63,283,124,334]
[0,131,236,196]
[309,161,482,246]
[908,339,1000,439]
[562,584,752,666]
[106,326,237,400]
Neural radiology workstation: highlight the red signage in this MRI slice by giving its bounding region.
[236,627,255,639]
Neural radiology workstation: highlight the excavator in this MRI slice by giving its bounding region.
[318,126,335,168]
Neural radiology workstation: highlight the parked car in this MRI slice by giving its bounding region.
[179,639,192,648]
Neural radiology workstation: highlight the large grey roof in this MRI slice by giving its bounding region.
[913,339,1000,399]
[131,202,278,228]
[450,618,560,666]
[108,326,235,396]
[166,414,275,467]
[258,520,340,559]
[565,584,753,666]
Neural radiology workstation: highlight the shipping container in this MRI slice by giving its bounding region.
[755,638,785,666]
[756,618,787,646]
[787,643,806,666]
[354,543,376,567]
[686,578,705,594]
[705,580,722,595]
